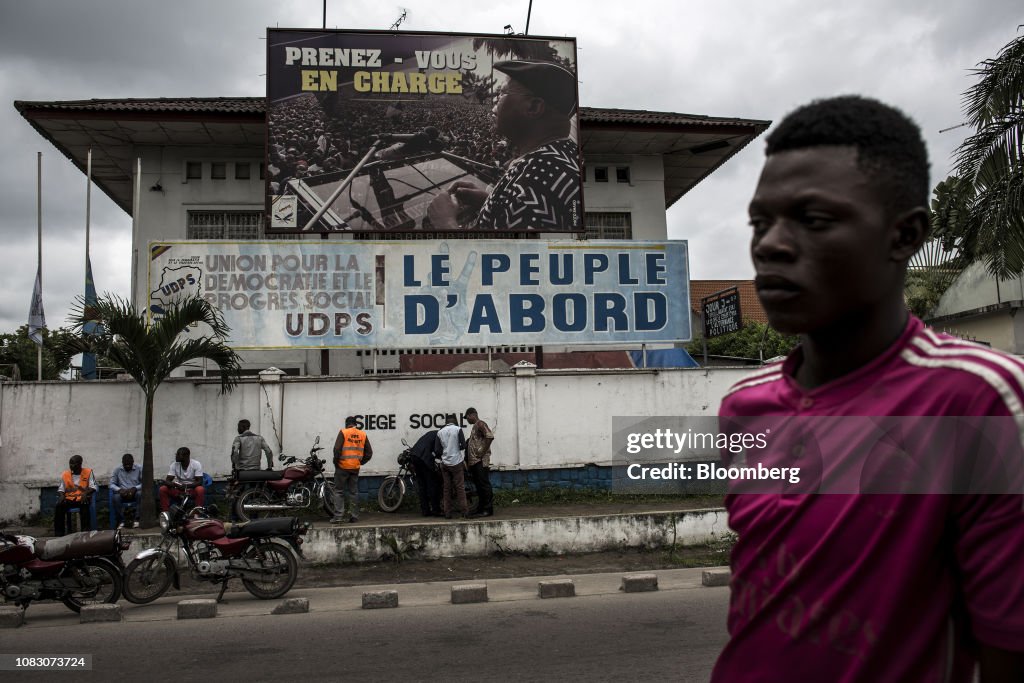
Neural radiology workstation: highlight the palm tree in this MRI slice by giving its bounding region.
[931,32,1024,277]
[66,294,242,527]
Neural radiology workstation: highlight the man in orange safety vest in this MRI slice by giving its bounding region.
[331,416,373,524]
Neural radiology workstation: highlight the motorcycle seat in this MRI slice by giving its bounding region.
[227,517,298,539]
[235,469,286,482]
[34,530,119,561]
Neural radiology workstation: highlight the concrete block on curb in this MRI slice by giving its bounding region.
[538,579,575,599]
[451,584,488,604]
[177,599,217,619]
[362,590,399,609]
[80,604,122,623]
[272,597,310,615]
[621,573,658,593]
[0,606,25,628]
[702,568,731,587]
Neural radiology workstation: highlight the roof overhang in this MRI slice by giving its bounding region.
[15,98,769,215]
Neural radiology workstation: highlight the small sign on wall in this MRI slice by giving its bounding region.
[702,287,742,339]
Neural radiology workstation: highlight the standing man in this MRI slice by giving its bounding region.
[55,454,95,536]
[332,416,372,524]
[231,419,274,471]
[427,60,580,231]
[436,414,468,519]
[464,408,495,517]
[410,429,443,517]
[159,447,205,511]
[229,418,274,522]
[711,96,1024,682]
[109,453,143,528]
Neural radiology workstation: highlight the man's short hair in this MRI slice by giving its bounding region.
[764,95,929,213]
[445,413,458,425]
[465,407,478,416]
[176,446,190,458]
[345,416,357,427]
[69,454,83,466]
[238,419,250,432]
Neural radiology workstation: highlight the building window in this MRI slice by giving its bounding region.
[186,210,262,239]
[594,167,609,183]
[616,166,631,183]
[211,162,227,180]
[185,162,202,180]
[584,212,632,239]
[259,162,266,180]
[235,163,251,180]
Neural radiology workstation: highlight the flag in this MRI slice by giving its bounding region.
[28,267,46,346]
[82,255,99,379]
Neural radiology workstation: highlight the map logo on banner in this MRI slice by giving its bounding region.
[148,241,691,349]
[265,29,581,234]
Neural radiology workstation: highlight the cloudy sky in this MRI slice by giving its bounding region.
[0,0,1019,335]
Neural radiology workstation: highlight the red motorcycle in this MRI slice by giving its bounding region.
[121,481,308,604]
[230,436,337,522]
[0,529,130,613]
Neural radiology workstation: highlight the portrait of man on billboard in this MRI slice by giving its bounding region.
[265,29,581,234]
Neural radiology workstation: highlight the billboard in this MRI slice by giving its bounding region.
[266,29,581,234]
[148,241,690,349]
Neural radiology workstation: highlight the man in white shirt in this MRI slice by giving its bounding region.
[435,414,468,519]
[159,447,205,511]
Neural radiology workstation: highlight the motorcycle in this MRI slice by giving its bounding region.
[230,436,337,522]
[378,439,478,514]
[0,529,130,613]
[121,481,309,604]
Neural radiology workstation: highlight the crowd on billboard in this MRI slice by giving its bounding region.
[267,95,514,198]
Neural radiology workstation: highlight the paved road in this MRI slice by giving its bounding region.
[1,568,730,682]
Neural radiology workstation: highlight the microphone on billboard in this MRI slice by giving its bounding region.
[375,127,446,161]
[373,127,441,143]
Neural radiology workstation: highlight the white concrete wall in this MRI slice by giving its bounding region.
[0,367,749,521]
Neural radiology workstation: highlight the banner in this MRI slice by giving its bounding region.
[81,255,99,379]
[28,267,45,346]
[148,241,690,349]
[266,29,581,234]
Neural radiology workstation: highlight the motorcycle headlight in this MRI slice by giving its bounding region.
[159,511,171,532]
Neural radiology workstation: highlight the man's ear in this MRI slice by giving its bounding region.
[890,207,929,262]
[524,96,546,119]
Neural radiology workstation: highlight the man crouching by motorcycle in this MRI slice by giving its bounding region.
[160,447,205,511]
[331,416,372,524]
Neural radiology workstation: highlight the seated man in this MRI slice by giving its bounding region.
[159,447,205,512]
[110,452,143,528]
[55,454,95,536]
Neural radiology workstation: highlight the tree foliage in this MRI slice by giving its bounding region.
[65,294,242,527]
[0,325,76,380]
[687,321,799,362]
[931,31,1024,277]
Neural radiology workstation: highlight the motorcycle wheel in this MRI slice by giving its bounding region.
[377,476,406,512]
[122,554,176,604]
[322,480,338,517]
[235,488,273,523]
[241,542,298,600]
[60,558,122,613]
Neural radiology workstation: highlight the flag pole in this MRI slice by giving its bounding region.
[36,152,42,381]
[82,148,97,379]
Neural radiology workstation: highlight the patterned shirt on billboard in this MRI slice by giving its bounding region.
[474,138,579,231]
